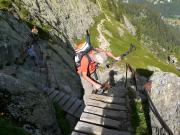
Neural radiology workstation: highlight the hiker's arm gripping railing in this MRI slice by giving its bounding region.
[125,63,174,135]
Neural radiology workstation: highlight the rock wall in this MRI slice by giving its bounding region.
[0,73,61,135]
[16,0,99,42]
[149,71,180,135]
[0,11,82,96]
[0,11,29,66]
[0,0,99,134]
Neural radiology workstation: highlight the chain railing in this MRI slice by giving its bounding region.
[125,63,174,135]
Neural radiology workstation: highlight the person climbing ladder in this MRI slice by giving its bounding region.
[74,30,121,103]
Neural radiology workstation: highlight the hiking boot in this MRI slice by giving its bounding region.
[96,88,104,95]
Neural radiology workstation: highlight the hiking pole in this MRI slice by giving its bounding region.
[106,43,136,68]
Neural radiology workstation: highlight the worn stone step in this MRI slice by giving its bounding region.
[62,97,77,111]
[86,99,127,111]
[75,121,131,135]
[80,112,121,129]
[68,100,82,115]
[49,90,59,100]
[84,106,127,119]
[58,94,70,107]
[71,131,87,135]
[53,92,65,102]
[74,104,85,118]
[90,94,125,104]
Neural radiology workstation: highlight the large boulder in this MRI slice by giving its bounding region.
[0,73,61,135]
[149,71,180,135]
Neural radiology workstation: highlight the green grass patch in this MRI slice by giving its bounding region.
[0,0,12,10]
[0,117,29,135]
[128,89,151,135]
[102,19,180,76]
[54,103,71,135]
[90,0,180,76]
[19,7,30,20]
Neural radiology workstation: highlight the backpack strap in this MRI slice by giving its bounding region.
[85,53,98,80]
[85,53,92,63]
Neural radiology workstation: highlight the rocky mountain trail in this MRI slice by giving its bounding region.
[96,0,111,22]
[72,77,134,135]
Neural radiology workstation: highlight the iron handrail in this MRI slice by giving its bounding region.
[125,63,174,135]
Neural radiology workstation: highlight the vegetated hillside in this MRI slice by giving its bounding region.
[88,0,180,76]
[128,0,180,62]
[89,1,180,134]
[129,0,180,18]
[125,4,180,57]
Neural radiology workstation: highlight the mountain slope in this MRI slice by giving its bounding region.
[89,0,180,76]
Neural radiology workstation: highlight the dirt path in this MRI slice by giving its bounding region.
[96,0,111,22]
[97,19,110,50]
[96,0,111,50]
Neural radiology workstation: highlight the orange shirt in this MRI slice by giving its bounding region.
[79,50,97,75]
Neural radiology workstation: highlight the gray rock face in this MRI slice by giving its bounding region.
[149,71,180,135]
[17,0,100,42]
[0,11,29,67]
[8,92,61,135]
[0,0,98,132]
[0,10,83,96]
[0,73,61,135]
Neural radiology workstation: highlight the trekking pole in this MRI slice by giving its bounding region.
[106,43,136,68]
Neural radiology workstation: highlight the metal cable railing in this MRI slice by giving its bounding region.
[125,63,174,135]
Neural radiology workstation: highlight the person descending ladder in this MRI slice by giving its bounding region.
[74,30,121,104]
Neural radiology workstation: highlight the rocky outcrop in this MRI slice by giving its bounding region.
[0,11,82,97]
[0,0,99,132]
[149,71,180,135]
[14,0,100,43]
[0,73,61,135]
[0,11,29,67]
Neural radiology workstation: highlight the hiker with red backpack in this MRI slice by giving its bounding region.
[75,30,121,102]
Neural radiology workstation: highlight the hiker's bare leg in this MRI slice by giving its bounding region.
[80,76,95,104]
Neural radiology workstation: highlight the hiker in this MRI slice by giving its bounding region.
[75,31,121,101]
[31,25,39,44]
[31,25,38,36]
